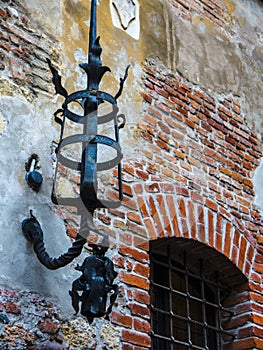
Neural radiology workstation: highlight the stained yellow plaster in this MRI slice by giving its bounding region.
[59,0,167,105]
[222,0,236,16]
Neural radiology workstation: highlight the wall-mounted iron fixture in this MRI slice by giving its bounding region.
[25,154,43,192]
[22,0,129,323]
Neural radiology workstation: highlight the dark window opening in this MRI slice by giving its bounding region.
[150,241,235,350]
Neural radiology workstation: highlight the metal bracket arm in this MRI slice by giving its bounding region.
[22,211,86,270]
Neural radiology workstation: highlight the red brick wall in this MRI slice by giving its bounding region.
[0,1,58,95]
[98,58,263,349]
[169,0,231,26]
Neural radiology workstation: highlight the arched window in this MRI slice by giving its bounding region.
[150,238,245,350]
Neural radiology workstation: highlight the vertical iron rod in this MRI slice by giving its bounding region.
[81,0,99,218]
[88,0,97,60]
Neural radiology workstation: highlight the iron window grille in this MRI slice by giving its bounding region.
[150,244,234,350]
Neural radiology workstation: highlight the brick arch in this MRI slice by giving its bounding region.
[109,175,263,350]
[120,180,257,281]
[106,173,259,281]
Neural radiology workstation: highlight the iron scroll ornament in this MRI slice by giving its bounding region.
[69,240,119,324]
[22,0,129,322]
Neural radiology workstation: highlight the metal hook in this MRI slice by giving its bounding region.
[25,154,43,192]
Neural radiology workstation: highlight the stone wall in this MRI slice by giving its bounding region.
[0,0,263,349]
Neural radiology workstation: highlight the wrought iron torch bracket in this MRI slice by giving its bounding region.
[22,0,128,322]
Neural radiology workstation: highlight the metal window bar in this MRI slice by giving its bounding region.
[150,246,235,350]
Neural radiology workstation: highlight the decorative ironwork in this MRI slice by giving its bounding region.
[22,211,86,270]
[22,0,129,322]
[69,237,119,324]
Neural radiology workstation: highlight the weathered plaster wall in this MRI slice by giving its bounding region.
[0,0,80,314]
[160,0,263,140]
[18,0,263,118]
[22,0,263,138]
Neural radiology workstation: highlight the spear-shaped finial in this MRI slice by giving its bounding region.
[88,0,97,64]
